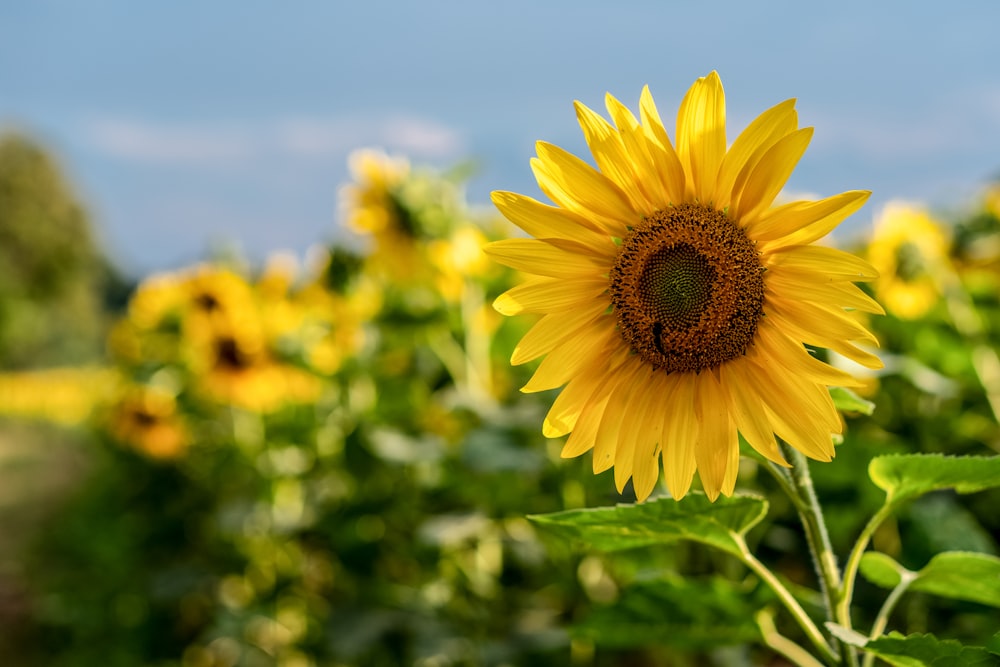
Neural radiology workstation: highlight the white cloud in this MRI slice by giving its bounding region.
[87,119,255,163]
[84,114,465,165]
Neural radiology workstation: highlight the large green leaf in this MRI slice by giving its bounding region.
[571,576,766,649]
[829,386,876,416]
[836,631,998,666]
[859,551,1000,607]
[868,454,1000,505]
[528,493,767,558]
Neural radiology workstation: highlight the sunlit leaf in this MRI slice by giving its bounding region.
[528,493,767,557]
[572,576,766,648]
[859,551,907,589]
[860,551,1000,608]
[836,630,998,666]
[829,386,875,415]
[868,454,1000,505]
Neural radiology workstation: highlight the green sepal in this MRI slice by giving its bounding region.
[829,386,876,415]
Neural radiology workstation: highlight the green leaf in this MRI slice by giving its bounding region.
[527,493,767,558]
[859,551,908,589]
[829,386,876,415]
[868,454,1000,505]
[838,631,998,666]
[861,551,1000,608]
[572,576,765,649]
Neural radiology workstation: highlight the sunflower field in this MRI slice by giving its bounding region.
[2,75,1000,667]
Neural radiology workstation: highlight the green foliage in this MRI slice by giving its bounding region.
[529,494,767,557]
[868,454,1000,505]
[0,133,110,367]
[860,551,1000,607]
[838,631,1000,666]
[571,576,767,649]
[829,387,876,416]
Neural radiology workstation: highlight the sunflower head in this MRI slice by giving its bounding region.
[487,72,882,502]
[867,202,950,320]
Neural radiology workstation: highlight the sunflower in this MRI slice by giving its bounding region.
[486,72,882,501]
[867,202,950,320]
[340,149,428,282]
[109,385,188,459]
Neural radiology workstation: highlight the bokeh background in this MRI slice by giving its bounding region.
[2,2,1000,666]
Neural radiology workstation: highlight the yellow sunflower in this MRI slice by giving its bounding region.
[340,149,428,282]
[109,385,189,459]
[486,72,883,502]
[866,202,951,320]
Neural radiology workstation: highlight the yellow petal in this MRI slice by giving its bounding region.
[763,301,884,369]
[676,72,726,204]
[631,373,669,501]
[605,93,667,210]
[661,375,698,499]
[766,245,880,282]
[718,361,787,465]
[514,299,609,366]
[593,358,645,474]
[749,190,870,248]
[715,99,798,210]
[733,127,813,225]
[542,335,622,436]
[615,365,659,493]
[491,190,613,243]
[483,239,607,278]
[532,142,635,235]
[521,320,616,393]
[494,276,609,316]
[561,389,610,458]
[753,315,867,387]
[766,271,885,314]
[639,85,686,205]
[694,372,739,500]
[575,100,651,214]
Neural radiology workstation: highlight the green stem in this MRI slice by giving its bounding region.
[861,571,915,667]
[757,609,828,667]
[737,537,839,666]
[837,503,895,630]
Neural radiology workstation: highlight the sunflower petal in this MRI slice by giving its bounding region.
[676,72,727,204]
[715,99,798,210]
[484,239,607,278]
[532,142,635,235]
[493,276,609,315]
[575,101,651,214]
[521,320,616,393]
[491,190,612,242]
[750,190,871,247]
[766,245,880,282]
[661,375,699,499]
[639,85,686,205]
[734,127,814,224]
[694,372,739,500]
[514,300,608,366]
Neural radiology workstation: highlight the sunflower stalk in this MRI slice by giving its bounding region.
[780,443,858,667]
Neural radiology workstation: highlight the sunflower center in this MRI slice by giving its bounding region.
[609,203,766,374]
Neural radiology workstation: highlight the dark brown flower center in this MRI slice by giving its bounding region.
[608,203,766,373]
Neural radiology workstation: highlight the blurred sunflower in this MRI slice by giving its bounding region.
[109,385,188,459]
[428,225,493,302]
[487,72,882,501]
[867,202,950,320]
[192,326,320,413]
[341,149,428,281]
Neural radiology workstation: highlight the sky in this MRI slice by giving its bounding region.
[2,1,999,275]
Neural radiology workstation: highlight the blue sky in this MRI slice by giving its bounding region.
[2,1,999,275]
